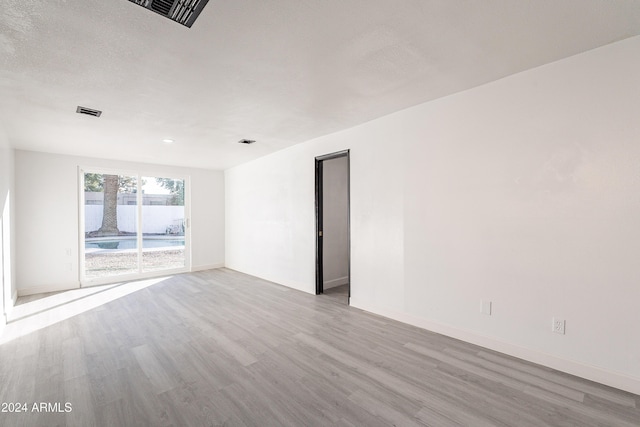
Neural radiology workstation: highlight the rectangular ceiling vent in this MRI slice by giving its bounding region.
[76,106,102,117]
[129,0,210,28]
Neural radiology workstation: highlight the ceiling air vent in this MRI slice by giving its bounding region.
[151,0,173,15]
[238,139,256,145]
[76,106,102,117]
[128,0,210,28]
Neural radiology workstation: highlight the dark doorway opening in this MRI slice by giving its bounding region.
[315,150,350,304]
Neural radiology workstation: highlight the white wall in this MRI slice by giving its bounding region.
[226,122,404,301]
[225,36,640,394]
[15,150,225,295]
[0,128,16,328]
[322,156,349,289]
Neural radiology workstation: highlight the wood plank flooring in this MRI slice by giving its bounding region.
[0,268,638,426]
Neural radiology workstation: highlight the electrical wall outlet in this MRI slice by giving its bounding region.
[481,300,492,316]
[552,318,565,334]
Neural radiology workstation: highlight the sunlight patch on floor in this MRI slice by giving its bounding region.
[0,276,171,344]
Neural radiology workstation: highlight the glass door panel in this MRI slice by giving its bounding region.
[141,177,186,272]
[84,173,138,279]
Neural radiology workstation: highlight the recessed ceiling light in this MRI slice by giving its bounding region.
[162,139,175,144]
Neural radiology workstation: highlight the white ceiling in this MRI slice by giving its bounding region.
[1,1,639,170]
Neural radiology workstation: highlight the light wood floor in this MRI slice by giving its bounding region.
[0,269,638,426]
[321,283,349,305]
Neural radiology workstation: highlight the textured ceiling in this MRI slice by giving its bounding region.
[1,0,639,170]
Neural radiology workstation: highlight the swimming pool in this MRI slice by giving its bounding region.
[85,238,184,250]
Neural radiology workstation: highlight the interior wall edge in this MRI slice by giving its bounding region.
[350,298,640,396]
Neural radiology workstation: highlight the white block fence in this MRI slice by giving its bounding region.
[85,205,184,234]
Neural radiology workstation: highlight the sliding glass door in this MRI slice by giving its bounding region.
[141,176,186,272]
[83,173,138,279]
[80,170,189,285]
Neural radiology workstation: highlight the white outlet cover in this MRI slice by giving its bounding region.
[481,300,492,315]
[552,318,565,334]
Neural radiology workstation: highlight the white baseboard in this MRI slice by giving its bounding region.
[191,263,225,272]
[350,298,640,396]
[18,282,80,297]
[323,276,349,289]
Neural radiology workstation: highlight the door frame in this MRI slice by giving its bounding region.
[78,167,191,287]
[315,150,351,300]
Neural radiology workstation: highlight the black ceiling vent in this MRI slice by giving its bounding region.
[238,139,256,145]
[76,106,102,117]
[129,0,210,28]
